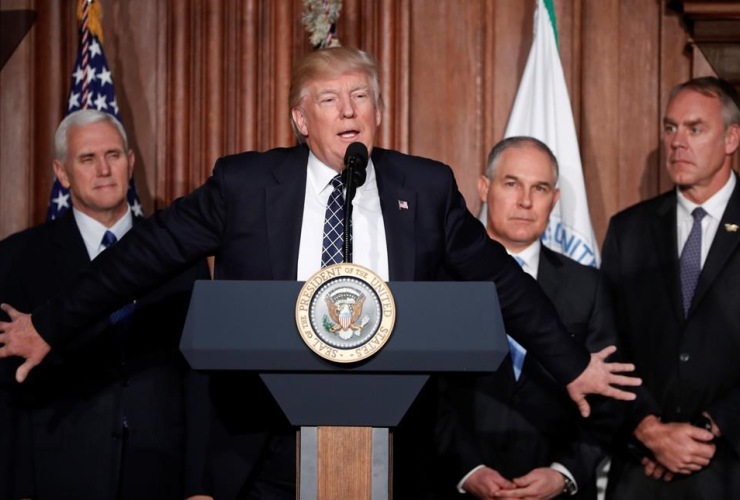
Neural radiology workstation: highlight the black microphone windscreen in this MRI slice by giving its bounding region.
[344,142,369,170]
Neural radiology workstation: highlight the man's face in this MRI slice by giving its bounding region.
[291,70,381,172]
[664,89,739,200]
[53,121,134,222]
[478,145,560,252]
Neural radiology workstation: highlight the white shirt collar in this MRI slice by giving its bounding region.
[73,206,134,260]
[306,151,377,198]
[676,172,736,221]
[509,239,541,280]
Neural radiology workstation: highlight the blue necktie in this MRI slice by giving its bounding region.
[100,230,135,324]
[101,230,118,248]
[321,174,346,267]
[680,207,706,316]
[508,256,527,381]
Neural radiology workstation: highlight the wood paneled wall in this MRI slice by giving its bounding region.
[0,0,726,246]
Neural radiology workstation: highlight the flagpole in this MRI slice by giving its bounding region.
[80,0,91,109]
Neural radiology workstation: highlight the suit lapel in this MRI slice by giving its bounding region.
[373,148,417,281]
[266,147,309,281]
[689,181,740,317]
[54,212,92,286]
[535,246,561,301]
[650,193,684,323]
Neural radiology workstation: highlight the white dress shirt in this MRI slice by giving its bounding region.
[457,239,577,495]
[73,206,134,261]
[676,173,736,267]
[296,152,389,281]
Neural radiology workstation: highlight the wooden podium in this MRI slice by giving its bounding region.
[181,280,508,499]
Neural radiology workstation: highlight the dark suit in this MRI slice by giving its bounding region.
[602,185,740,499]
[31,145,591,497]
[436,246,614,499]
[0,233,28,500]
[3,212,211,500]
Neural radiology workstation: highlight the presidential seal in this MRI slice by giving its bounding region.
[295,263,396,363]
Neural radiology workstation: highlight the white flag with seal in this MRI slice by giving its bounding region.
[502,0,599,266]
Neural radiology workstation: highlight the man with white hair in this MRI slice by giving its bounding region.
[0,109,210,499]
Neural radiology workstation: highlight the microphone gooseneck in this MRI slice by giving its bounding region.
[342,142,369,264]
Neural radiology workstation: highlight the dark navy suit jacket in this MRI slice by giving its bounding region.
[435,246,616,499]
[30,145,592,496]
[3,212,210,499]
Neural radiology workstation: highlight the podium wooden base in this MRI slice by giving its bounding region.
[298,426,391,500]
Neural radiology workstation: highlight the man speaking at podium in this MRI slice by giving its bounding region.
[0,47,638,498]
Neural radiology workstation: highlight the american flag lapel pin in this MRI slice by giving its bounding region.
[398,200,409,210]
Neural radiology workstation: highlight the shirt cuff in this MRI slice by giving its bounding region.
[457,465,486,494]
[550,462,578,495]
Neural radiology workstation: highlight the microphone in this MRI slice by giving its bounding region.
[341,142,369,263]
[342,142,368,187]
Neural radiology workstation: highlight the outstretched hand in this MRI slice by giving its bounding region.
[566,345,641,417]
[0,303,50,382]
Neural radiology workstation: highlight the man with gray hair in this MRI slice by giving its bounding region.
[603,76,740,498]
[0,109,210,499]
[437,137,615,499]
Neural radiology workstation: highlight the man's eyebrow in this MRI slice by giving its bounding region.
[315,88,339,97]
[663,117,706,127]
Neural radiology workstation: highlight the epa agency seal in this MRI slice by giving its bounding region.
[295,263,396,363]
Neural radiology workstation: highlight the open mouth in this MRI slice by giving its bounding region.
[338,130,360,140]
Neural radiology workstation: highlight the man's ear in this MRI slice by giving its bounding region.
[53,160,71,189]
[551,188,561,211]
[127,150,135,180]
[725,123,740,156]
[477,175,490,204]
[291,108,308,137]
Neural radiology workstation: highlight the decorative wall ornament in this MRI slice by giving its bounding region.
[302,0,342,49]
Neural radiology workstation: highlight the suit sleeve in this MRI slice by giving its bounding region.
[0,236,36,499]
[32,160,229,350]
[706,387,740,458]
[440,168,589,386]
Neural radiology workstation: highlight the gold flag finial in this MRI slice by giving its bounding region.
[77,0,104,43]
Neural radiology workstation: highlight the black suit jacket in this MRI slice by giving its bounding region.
[3,212,211,500]
[0,232,28,500]
[436,246,614,499]
[30,145,591,495]
[602,183,740,498]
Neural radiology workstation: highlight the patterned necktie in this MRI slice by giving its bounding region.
[321,174,346,267]
[680,207,707,316]
[100,230,134,325]
[508,256,527,381]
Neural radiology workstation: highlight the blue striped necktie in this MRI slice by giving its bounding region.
[508,255,527,381]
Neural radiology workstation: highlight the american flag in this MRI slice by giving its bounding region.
[47,0,143,221]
